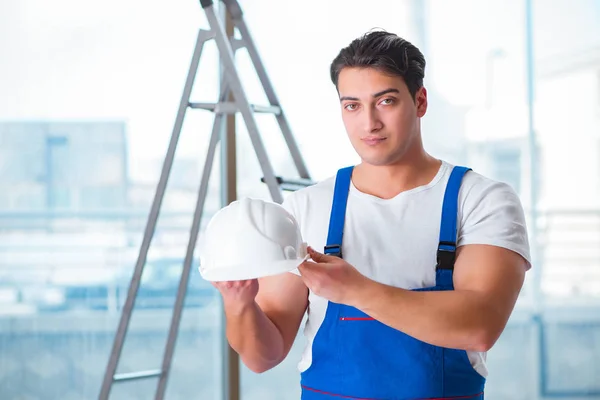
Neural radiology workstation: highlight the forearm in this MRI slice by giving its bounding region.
[353,280,505,352]
[224,300,284,373]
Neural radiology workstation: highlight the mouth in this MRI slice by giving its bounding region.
[361,136,387,146]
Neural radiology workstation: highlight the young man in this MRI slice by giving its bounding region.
[212,31,531,399]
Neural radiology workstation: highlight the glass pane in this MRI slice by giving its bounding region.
[237,0,600,398]
[0,1,223,399]
[3,0,600,399]
[532,0,600,397]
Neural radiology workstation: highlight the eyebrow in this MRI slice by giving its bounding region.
[339,88,400,102]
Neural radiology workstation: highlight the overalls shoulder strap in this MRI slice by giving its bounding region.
[437,166,472,270]
[324,166,354,258]
[324,165,471,268]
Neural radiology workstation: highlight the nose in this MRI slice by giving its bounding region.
[363,106,383,133]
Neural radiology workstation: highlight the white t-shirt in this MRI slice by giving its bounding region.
[282,160,531,378]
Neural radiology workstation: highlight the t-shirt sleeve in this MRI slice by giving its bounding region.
[457,178,532,270]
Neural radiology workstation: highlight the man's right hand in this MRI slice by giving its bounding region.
[208,273,309,373]
[211,279,259,313]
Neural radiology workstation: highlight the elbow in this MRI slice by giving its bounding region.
[470,327,501,352]
[471,339,494,353]
[468,307,507,352]
[235,329,288,373]
[241,353,284,374]
[243,359,279,374]
[245,364,268,374]
[248,364,273,374]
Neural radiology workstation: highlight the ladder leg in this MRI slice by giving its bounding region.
[98,28,213,400]
[154,83,229,400]
[229,3,311,180]
[204,3,284,203]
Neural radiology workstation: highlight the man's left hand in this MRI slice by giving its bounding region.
[297,246,369,305]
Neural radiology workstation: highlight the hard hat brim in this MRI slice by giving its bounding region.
[199,256,308,282]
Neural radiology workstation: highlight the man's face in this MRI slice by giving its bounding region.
[337,67,427,166]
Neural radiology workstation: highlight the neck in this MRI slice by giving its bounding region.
[352,147,441,200]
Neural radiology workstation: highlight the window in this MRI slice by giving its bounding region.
[2,0,599,399]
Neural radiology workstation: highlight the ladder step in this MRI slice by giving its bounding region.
[261,176,314,191]
[251,104,282,114]
[113,369,162,382]
[231,38,245,51]
[189,102,281,115]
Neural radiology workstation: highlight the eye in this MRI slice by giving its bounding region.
[380,98,395,106]
[344,103,359,111]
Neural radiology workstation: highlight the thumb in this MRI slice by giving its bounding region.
[308,246,337,263]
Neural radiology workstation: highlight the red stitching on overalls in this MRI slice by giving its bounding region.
[301,385,377,399]
[301,385,484,400]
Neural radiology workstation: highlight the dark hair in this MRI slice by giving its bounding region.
[330,30,426,100]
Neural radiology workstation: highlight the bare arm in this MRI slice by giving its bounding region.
[218,272,308,373]
[300,245,527,352]
[350,245,527,351]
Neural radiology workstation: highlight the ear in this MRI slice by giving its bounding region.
[416,87,428,117]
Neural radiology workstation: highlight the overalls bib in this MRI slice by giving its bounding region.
[300,165,486,400]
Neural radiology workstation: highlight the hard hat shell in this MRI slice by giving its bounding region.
[199,197,308,282]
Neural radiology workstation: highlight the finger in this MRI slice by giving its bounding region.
[297,262,319,281]
[241,279,256,289]
[297,267,315,290]
[298,259,321,272]
[308,247,337,263]
[298,266,326,296]
[211,280,236,289]
[301,259,332,268]
[297,260,311,275]
[211,281,229,293]
[231,280,251,289]
[298,261,331,281]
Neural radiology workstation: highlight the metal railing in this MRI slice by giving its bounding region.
[538,209,600,300]
[1,208,600,398]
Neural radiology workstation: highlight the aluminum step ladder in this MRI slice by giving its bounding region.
[98,1,313,399]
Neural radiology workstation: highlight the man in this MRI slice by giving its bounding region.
[212,30,531,399]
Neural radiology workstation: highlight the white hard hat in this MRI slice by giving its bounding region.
[199,197,308,282]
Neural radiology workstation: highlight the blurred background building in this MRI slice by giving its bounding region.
[0,0,599,399]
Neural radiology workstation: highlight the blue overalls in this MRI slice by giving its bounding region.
[300,165,486,400]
